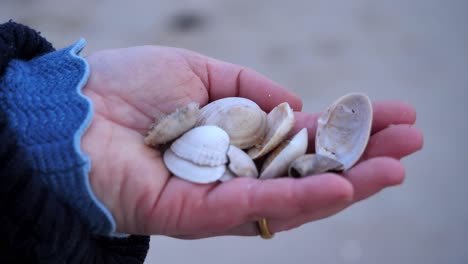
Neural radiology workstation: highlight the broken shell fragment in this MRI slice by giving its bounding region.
[288,154,344,178]
[315,93,372,170]
[144,102,200,146]
[170,125,229,166]
[259,128,308,179]
[248,102,295,159]
[197,97,267,149]
[226,145,258,178]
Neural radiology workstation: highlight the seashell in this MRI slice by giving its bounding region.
[197,97,267,149]
[145,102,200,146]
[219,169,236,182]
[163,125,230,184]
[259,128,308,179]
[226,145,258,179]
[315,93,372,170]
[248,102,295,159]
[288,154,344,178]
[171,125,230,166]
[164,149,226,184]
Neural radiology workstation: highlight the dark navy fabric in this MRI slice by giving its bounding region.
[0,20,54,75]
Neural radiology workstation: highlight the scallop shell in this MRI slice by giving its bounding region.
[288,154,344,178]
[164,149,226,184]
[315,93,372,170]
[259,128,308,179]
[171,125,229,166]
[196,97,267,149]
[226,145,258,178]
[248,102,295,159]
[144,102,200,146]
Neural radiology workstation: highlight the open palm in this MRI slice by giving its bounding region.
[81,46,423,238]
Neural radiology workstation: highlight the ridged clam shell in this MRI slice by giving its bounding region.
[197,97,267,149]
[226,145,258,178]
[164,149,226,184]
[144,102,200,146]
[170,125,229,166]
[288,154,344,178]
[248,102,295,159]
[315,93,372,170]
[259,128,308,179]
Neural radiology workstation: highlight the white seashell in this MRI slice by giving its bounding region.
[145,102,200,146]
[197,97,267,149]
[226,145,258,178]
[164,149,226,184]
[288,154,344,178]
[248,102,295,159]
[315,93,373,170]
[259,128,308,179]
[219,169,236,182]
[171,125,229,166]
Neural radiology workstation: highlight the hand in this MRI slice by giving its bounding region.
[81,46,423,238]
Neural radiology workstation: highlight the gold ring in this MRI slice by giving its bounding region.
[257,218,274,239]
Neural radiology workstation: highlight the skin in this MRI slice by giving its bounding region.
[81,46,424,238]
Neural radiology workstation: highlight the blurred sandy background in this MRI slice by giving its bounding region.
[2,0,467,263]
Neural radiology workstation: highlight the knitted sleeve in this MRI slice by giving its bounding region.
[1,33,116,235]
[0,21,150,262]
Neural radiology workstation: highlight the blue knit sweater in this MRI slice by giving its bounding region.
[0,21,149,263]
[1,37,116,235]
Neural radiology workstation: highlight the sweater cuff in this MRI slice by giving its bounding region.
[0,38,115,236]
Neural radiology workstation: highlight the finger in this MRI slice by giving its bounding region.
[263,160,403,233]
[343,157,405,202]
[188,55,302,111]
[291,101,418,151]
[218,174,351,228]
[244,174,352,220]
[360,124,424,161]
[177,157,405,238]
[292,101,417,136]
[232,175,352,236]
[176,174,353,238]
[371,101,416,133]
[225,156,409,236]
[266,196,350,234]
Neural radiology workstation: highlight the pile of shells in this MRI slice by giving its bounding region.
[144,93,373,184]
